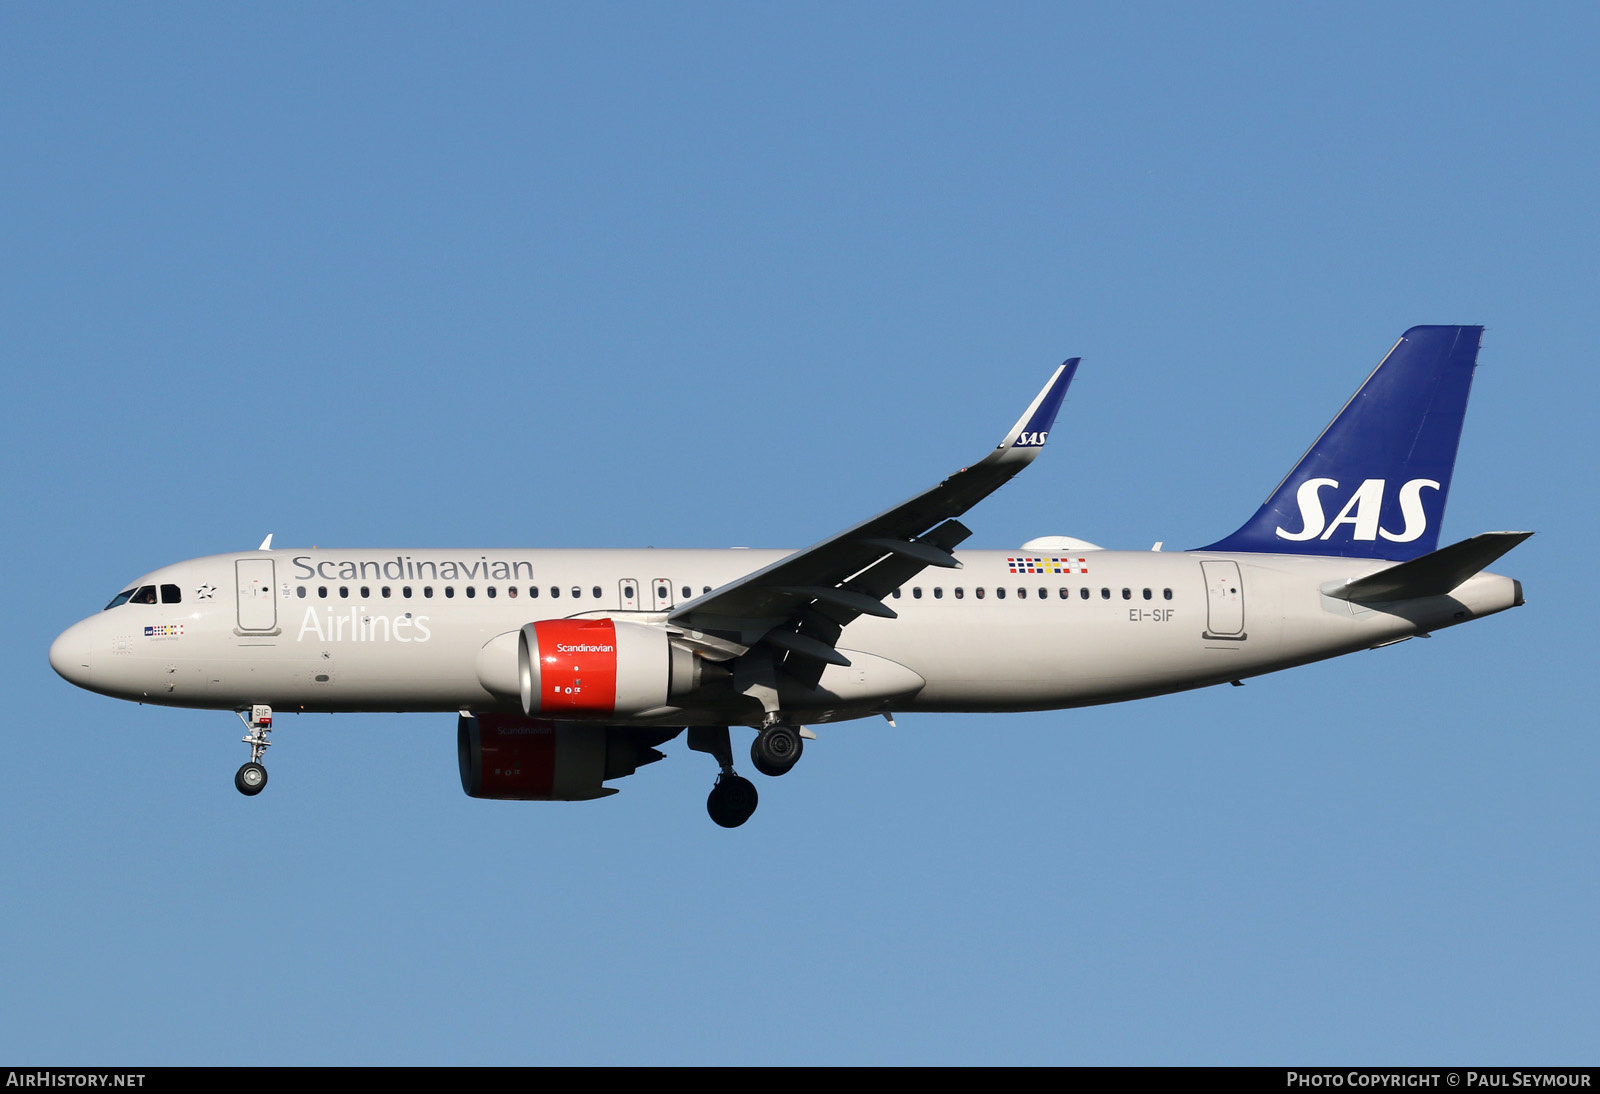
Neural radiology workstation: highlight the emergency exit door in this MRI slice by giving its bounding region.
[652,578,674,611]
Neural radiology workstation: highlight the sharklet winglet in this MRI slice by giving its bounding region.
[996,358,1078,454]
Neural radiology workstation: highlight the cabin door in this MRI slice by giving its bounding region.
[1201,560,1246,639]
[235,558,278,632]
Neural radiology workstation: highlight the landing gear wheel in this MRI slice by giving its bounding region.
[235,761,268,796]
[750,724,803,777]
[706,773,758,828]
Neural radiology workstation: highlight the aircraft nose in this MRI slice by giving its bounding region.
[49,619,96,688]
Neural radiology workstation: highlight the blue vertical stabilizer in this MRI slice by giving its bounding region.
[1199,325,1483,561]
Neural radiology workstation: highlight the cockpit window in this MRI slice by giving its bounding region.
[160,584,181,604]
[130,586,158,605]
[104,588,136,610]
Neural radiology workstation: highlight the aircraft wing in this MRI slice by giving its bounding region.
[667,359,1079,672]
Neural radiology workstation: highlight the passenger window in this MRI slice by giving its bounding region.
[382,587,391,598]
[551,587,560,598]
[913,588,923,599]
[1059,587,1069,599]
[403,586,413,598]
[1080,588,1089,600]
[339,586,349,599]
[954,587,964,599]
[160,584,182,604]
[892,589,901,598]
[1142,588,1152,600]
[318,587,328,599]
[571,586,581,598]
[624,585,635,599]
[1163,588,1172,600]
[445,587,455,598]
[1038,588,1047,599]
[360,586,370,599]
[507,586,517,598]
[996,588,1006,599]
[1121,588,1131,600]
[487,586,497,598]
[976,588,986,599]
[467,586,477,598]
[1101,588,1110,599]
[424,587,434,598]
[529,586,539,598]
[682,585,691,599]
[1017,588,1026,599]
[593,586,601,599]
[703,586,712,594]
[296,586,306,599]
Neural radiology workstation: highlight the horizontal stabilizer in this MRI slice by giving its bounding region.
[1324,531,1533,602]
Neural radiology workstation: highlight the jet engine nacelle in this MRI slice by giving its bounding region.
[456,712,677,801]
[518,618,714,718]
[476,619,720,718]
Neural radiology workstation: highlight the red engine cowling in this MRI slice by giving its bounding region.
[457,712,676,801]
[517,618,702,718]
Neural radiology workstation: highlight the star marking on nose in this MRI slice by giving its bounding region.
[197,584,216,600]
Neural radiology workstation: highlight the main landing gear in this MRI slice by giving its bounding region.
[234,705,272,797]
[688,727,758,828]
[750,722,803,777]
[687,721,810,827]
[707,772,759,829]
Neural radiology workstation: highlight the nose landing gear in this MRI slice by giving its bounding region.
[234,705,273,797]
[235,761,267,795]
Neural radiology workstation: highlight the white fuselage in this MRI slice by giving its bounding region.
[50,546,1521,725]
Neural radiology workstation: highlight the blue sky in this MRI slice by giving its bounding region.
[3,3,1596,1064]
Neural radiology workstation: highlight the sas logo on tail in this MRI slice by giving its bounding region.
[1276,477,1440,543]
[1015,431,1049,448]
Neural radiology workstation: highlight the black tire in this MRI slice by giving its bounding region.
[750,725,803,777]
[706,774,758,828]
[235,761,268,796]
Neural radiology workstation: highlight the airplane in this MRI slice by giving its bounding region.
[49,325,1530,827]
